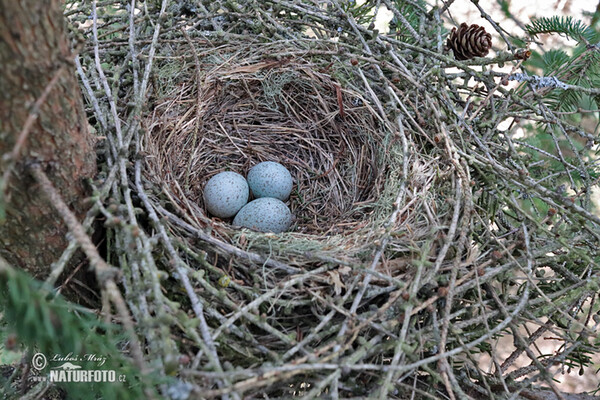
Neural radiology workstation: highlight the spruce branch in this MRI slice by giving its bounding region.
[525,16,597,45]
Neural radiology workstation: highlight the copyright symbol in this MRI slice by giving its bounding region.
[31,353,47,370]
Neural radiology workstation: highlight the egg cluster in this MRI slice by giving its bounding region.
[203,162,293,233]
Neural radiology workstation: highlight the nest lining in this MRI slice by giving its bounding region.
[144,49,395,243]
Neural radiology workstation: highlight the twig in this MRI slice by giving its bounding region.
[28,163,145,370]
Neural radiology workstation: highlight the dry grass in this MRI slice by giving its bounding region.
[144,43,389,237]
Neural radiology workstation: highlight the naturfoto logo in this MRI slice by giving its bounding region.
[30,353,125,383]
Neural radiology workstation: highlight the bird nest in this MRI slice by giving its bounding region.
[60,1,600,398]
[143,41,412,263]
[137,38,441,396]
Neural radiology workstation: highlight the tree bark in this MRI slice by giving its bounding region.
[0,0,96,277]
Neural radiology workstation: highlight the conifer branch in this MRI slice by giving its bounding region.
[525,16,597,45]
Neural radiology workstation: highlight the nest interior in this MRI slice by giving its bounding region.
[144,46,391,239]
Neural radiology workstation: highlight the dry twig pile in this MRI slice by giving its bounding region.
[64,0,600,398]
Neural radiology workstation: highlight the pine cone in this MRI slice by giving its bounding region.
[446,23,492,60]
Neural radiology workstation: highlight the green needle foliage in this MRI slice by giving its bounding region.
[525,16,600,111]
[388,0,429,43]
[526,16,598,44]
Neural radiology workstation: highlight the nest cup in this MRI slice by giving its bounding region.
[144,44,392,252]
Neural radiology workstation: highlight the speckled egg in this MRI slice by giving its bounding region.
[203,171,249,218]
[247,161,293,201]
[233,198,292,233]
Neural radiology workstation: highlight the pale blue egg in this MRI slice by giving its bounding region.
[203,171,249,218]
[233,198,292,233]
[247,161,293,201]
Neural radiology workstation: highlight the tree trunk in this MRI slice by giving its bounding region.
[0,0,96,277]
